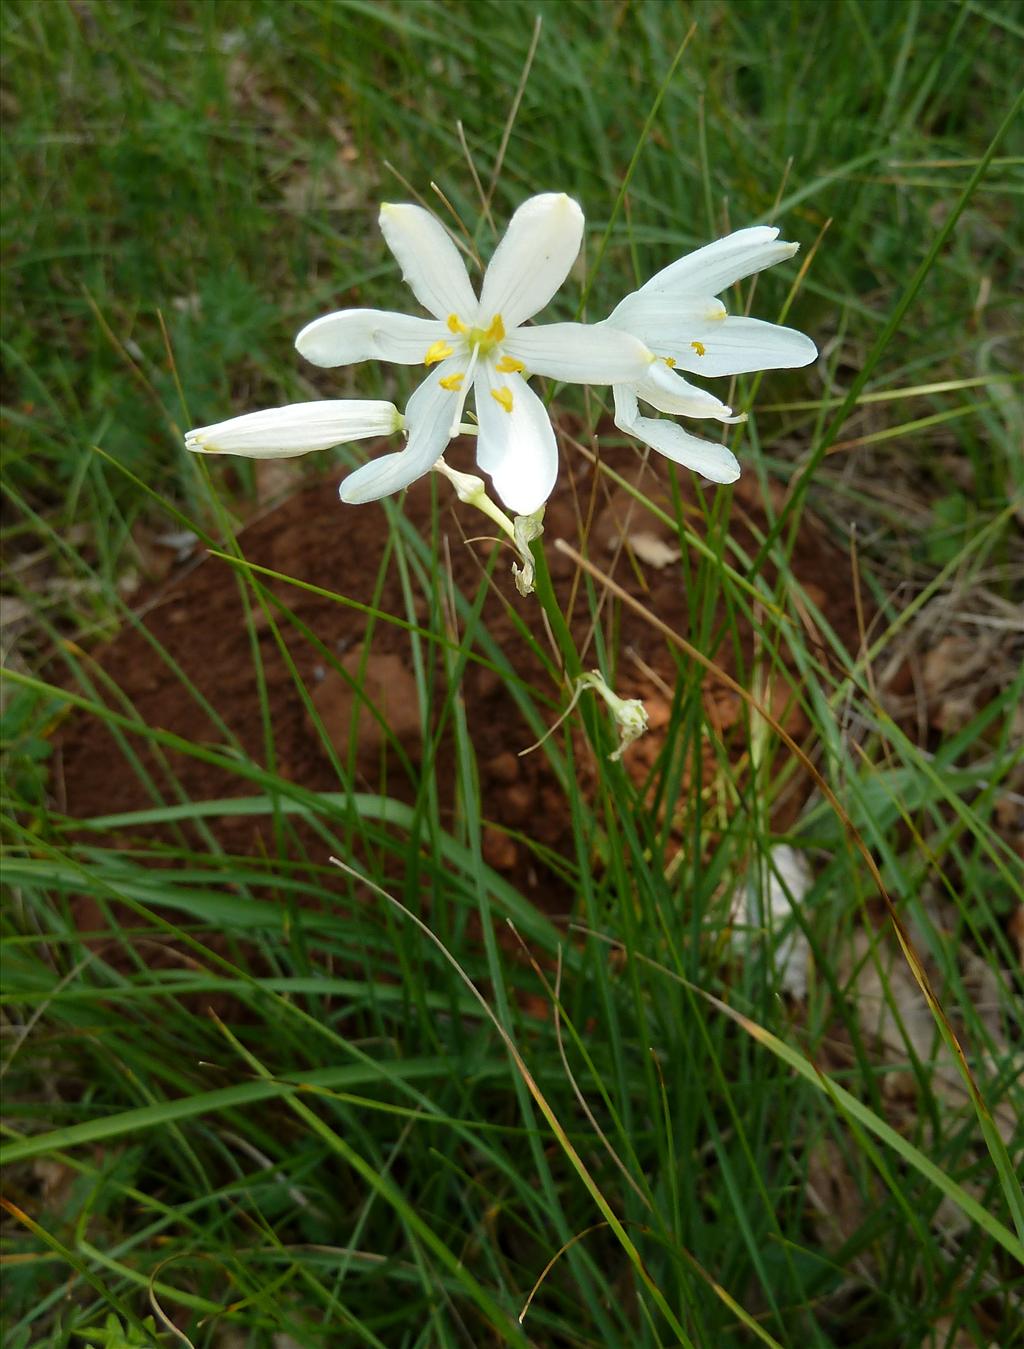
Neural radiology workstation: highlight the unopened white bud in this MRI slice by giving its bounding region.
[185,400,402,459]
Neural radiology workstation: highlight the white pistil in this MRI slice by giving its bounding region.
[449,342,481,436]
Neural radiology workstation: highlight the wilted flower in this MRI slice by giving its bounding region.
[522,667,650,760]
[510,507,546,597]
[577,670,649,762]
[603,226,817,483]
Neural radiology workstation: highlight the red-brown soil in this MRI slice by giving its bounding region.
[57,441,864,908]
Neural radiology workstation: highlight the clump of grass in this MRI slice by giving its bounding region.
[3,2,1022,1346]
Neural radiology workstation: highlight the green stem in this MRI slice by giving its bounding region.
[529,536,582,681]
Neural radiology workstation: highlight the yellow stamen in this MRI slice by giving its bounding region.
[485,313,505,343]
[662,355,676,368]
[447,313,468,334]
[691,341,706,357]
[495,355,524,374]
[439,372,464,391]
[425,340,454,366]
[490,386,514,414]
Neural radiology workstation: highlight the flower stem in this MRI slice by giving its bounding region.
[527,536,582,682]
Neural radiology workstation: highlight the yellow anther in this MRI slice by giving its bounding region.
[484,313,505,343]
[690,341,706,357]
[424,340,454,366]
[495,355,524,374]
[490,386,514,414]
[447,313,468,334]
[439,372,464,391]
[662,355,676,368]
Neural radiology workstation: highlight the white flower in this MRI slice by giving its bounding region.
[294,193,653,515]
[185,400,402,458]
[602,226,818,483]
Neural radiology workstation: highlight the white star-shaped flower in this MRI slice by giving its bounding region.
[602,226,818,483]
[294,193,652,513]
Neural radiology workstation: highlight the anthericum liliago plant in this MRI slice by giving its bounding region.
[185,194,817,755]
[186,197,816,513]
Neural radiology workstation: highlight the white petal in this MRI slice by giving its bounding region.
[338,364,459,503]
[474,367,558,514]
[378,203,478,322]
[185,401,400,459]
[503,322,652,385]
[637,226,799,298]
[604,292,727,352]
[614,385,740,484]
[479,193,584,330]
[295,310,449,368]
[635,363,741,421]
[673,316,818,376]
